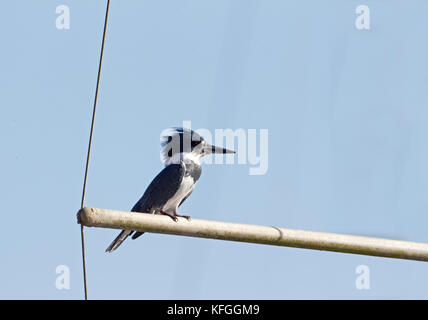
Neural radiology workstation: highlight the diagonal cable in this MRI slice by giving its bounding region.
[80,0,111,300]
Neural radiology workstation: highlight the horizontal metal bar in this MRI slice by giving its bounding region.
[77,207,428,262]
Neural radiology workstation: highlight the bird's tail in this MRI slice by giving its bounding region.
[105,230,133,253]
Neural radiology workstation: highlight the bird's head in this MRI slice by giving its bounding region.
[161,127,235,165]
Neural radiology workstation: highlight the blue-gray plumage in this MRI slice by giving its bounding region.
[106,127,234,252]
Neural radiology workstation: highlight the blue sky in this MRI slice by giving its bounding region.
[1,0,428,299]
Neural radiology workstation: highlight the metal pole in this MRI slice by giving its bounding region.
[78,207,428,262]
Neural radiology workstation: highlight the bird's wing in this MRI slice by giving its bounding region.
[131,163,185,214]
[129,163,185,241]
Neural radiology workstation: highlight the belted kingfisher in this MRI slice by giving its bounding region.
[106,127,235,252]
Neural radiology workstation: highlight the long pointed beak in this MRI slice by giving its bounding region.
[206,144,235,154]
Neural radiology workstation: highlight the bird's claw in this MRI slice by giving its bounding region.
[160,210,178,222]
[160,210,191,222]
[174,211,191,221]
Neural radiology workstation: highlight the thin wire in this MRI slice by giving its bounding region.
[80,0,111,300]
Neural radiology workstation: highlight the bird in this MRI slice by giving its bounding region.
[106,127,235,252]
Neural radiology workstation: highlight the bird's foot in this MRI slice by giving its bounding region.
[173,210,191,221]
[160,210,178,222]
[176,214,191,221]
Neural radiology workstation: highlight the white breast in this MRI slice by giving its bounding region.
[166,151,201,166]
[162,175,195,213]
